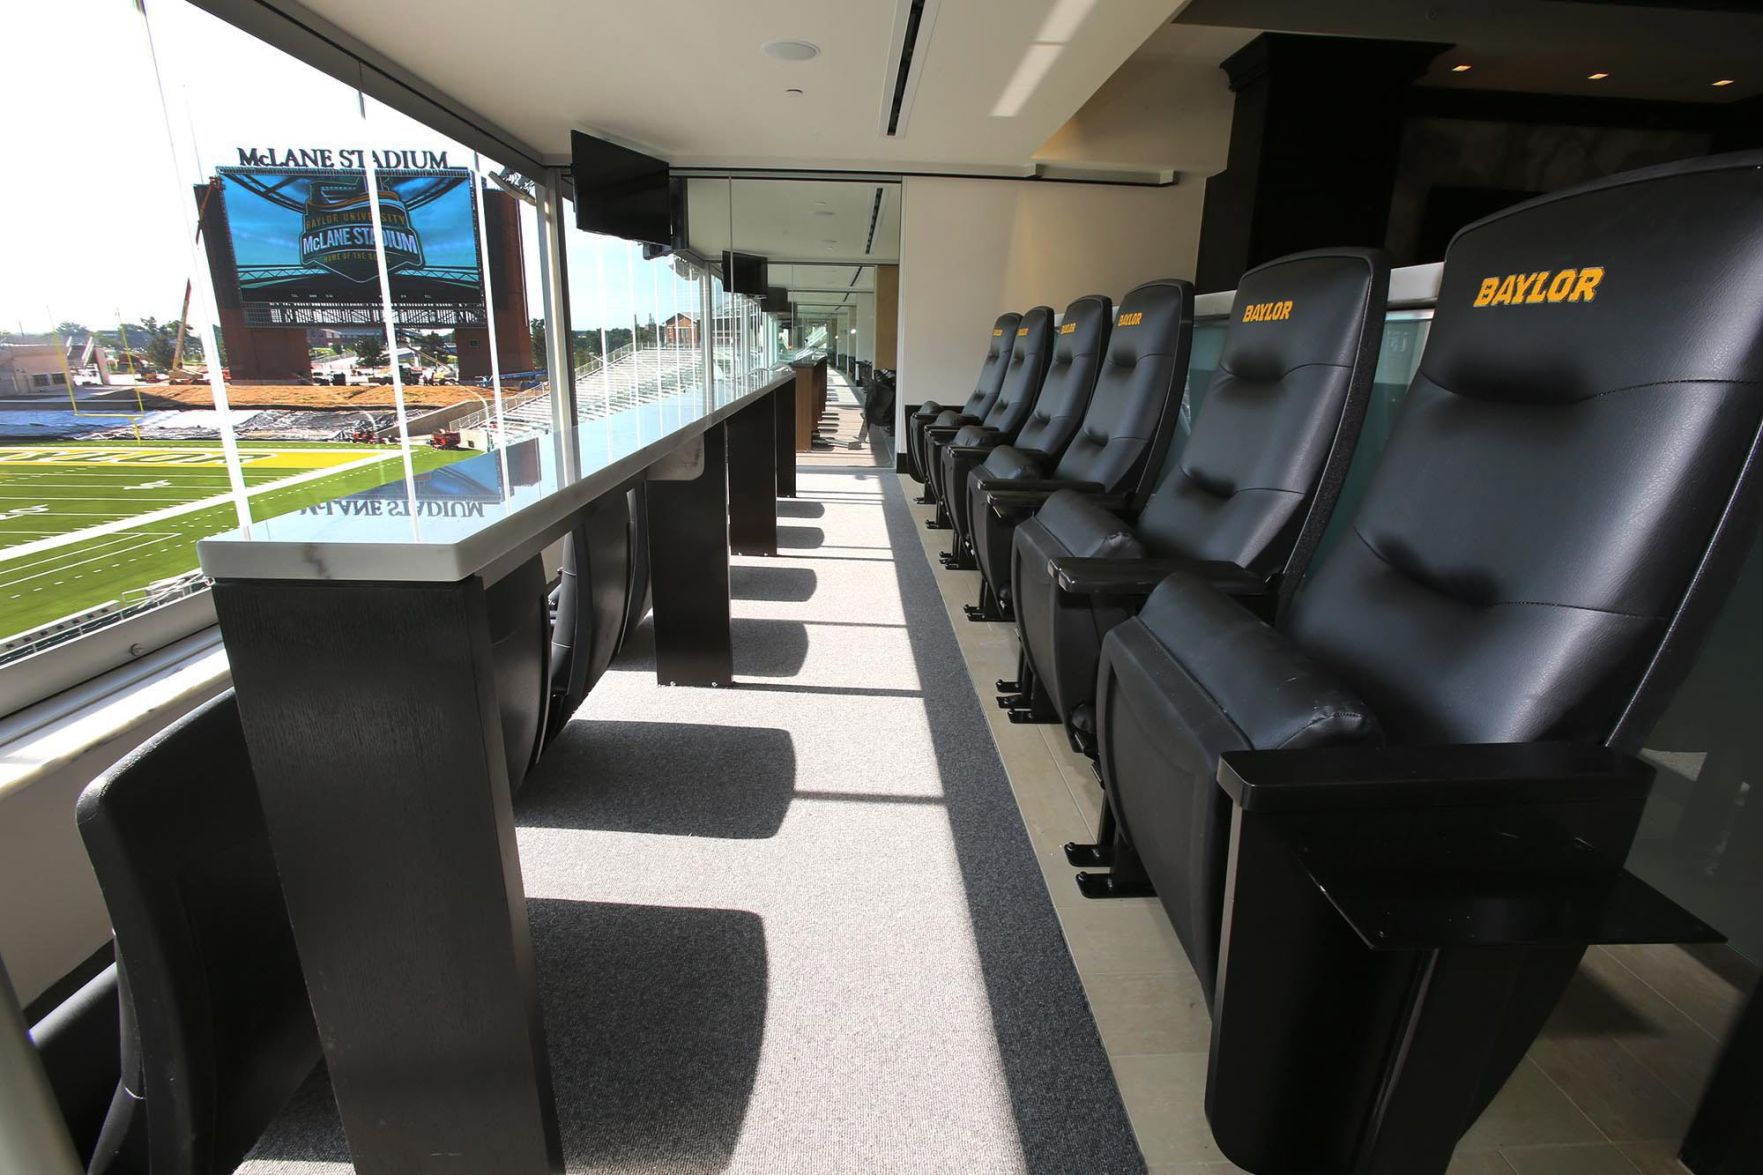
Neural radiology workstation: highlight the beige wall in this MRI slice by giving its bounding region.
[895,175,1207,426]
[1032,32,1240,179]
[0,678,228,1004]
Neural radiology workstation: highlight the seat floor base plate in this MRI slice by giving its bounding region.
[1077,871,1155,899]
[1065,842,1114,868]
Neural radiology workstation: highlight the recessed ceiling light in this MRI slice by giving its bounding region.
[1713,78,1736,87]
[762,40,820,62]
[785,87,804,96]
[812,209,836,217]
[1451,64,1472,73]
[1587,72,1609,80]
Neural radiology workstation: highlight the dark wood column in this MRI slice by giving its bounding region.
[647,424,733,687]
[214,570,562,1174]
[726,393,778,557]
[1195,34,1449,291]
[774,381,797,499]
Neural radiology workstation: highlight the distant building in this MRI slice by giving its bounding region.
[662,313,699,346]
[0,342,72,396]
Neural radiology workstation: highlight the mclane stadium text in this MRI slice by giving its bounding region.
[300,225,423,261]
[300,500,490,518]
[236,146,451,169]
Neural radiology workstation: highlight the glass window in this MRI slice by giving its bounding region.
[0,0,558,678]
[0,0,252,664]
[562,207,711,427]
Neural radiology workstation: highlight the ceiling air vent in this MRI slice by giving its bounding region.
[882,0,941,136]
[865,186,886,255]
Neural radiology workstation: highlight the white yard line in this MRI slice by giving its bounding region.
[0,533,161,581]
[0,450,401,566]
[0,533,179,592]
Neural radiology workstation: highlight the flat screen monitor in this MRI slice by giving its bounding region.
[763,286,790,312]
[723,250,767,296]
[571,130,677,247]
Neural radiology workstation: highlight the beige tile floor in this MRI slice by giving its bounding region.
[894,467,1751,1175]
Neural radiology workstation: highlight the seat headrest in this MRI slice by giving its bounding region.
[1283,150,1763,747]
[1015,305,1055,359]
[987,312,1023,359]
[1224,249,1390,383]
[1109,279,1192,366]
[1427,151,1763,405]
[1055,295,1112,364]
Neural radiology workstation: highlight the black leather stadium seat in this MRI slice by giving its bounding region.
[487,555,552,791]
[964,279,1193,621]
[76,692,321,1175]
[936,294,1112,568]
[1088,152,1763,1173]
[29,962,121,1165]
[922,305,1054,521]
[546,492,635,743]
[906,311,1021,486]
[1009,249,1389,747]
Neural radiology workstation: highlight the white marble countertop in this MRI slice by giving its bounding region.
[197,371,790,584]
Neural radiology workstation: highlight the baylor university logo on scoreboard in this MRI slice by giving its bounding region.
[299,180,425,284]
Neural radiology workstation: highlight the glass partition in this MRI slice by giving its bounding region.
[1302,309,1432,574]
[561,213,711,428]
[1634,535,1763,964]
[1158,316,1229,476]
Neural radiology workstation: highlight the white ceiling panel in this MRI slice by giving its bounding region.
[290,0,1190,171]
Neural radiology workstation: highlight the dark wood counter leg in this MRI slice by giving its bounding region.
[646,425,733,686]
[728,396,779,557]
[773,383,797,499]
[213,572,562,1175]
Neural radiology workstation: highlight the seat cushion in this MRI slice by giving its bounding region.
[969,446,1049,595]
[1098,570,1380,998]
[1013,491,1144,732]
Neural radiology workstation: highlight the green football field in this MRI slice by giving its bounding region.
[0,441,469,640]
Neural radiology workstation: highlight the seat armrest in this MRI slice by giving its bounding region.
[1216,741,1720,953]
[950,443,1000,458]
[1053,557,1269,598]
[925,423,970,443]
[981,480,1105,519]
[1216,742,1654,814]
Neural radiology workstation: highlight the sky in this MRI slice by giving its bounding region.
[0,0,681,335]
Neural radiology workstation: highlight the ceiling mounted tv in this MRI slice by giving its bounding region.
[570,130,681,247]
[723,250,767,296]
[763,286,790,312]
